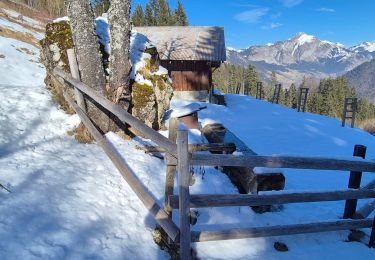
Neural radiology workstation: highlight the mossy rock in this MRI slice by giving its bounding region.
[40,20,74,72]
[144,46,159,72]
[131,82,157,128]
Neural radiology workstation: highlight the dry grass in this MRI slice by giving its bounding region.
[0,0,53,24]
[67,123,94,144]
[0,26,40,47]
[358,118,375,136]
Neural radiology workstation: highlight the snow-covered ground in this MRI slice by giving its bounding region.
[1,7,375,260]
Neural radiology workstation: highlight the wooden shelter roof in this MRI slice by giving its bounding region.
[134,26,226,62]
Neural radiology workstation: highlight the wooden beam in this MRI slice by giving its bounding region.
[54,68,177,156]
[187,154,375,173]
[363,178,375,190]
[344,145,366,219]
[140,143,236,153]
[177,130,191,260]
[191,219,373,242]
[169,189,375,209]
[164,117,178,217]
[353,200,375,219]
[63,91,180,242]
[67,48,86,112]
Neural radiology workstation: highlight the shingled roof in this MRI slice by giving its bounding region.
[134,26,226,62]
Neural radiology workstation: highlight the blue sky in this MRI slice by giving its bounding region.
[131,0,375,49]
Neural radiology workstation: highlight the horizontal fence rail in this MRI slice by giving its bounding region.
[54,68,178,156]
[186,154,375,172]
[169,189,375,209]
[191,218,374,242]
[62,90,180,241]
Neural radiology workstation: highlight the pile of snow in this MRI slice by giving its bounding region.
[95,14,169,86]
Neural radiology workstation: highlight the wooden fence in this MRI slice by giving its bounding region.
[171,129,375,258]
[54,50,375,259]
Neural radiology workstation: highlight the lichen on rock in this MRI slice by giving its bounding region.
[40,20,74,114]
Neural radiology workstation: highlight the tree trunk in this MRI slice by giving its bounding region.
[65,0,109,132]
[108,0,132,110]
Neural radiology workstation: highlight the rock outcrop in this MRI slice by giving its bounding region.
[40,20,74,114]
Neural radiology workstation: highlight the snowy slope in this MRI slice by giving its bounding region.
[1,8,375,260]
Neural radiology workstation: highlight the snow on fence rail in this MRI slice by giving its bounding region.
[54,55,375,259]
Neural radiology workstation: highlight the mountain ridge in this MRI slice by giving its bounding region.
[227,32,374,86]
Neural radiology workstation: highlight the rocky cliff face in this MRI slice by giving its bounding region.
[40,16,173,130]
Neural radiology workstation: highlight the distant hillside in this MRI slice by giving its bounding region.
[345,59,375,102]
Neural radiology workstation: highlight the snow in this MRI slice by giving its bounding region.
[94,15,170,85]
[1,9,375,260]
[0,17,44,40]
[0,37,45,85]
[351,42,375,53]
[294,32,315,46]
[1,8,44,30]
[171,96,375,258]
[170,103,207,118]
[0,33,168,259]
[53,16,70,23]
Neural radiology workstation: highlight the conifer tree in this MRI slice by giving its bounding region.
[158,0,172,25]
[132,4,145,26]
[288,83,297,108]
[174,0,188,26]
[144,3,155,25]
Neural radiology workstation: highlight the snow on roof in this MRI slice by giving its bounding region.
[134,26,226,62]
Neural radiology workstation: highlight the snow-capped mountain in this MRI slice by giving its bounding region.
[227,32,374,85]
[350,41,375,54]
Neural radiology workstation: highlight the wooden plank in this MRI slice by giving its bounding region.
[187,154,375,173]
[369,216,375,248]
[54,68,177,156]
[363,178,375,189]
[177,130,191,260]
[67,48,86,112]
[191,219,373,242]
[140,143,236,153]
[164,117,178,217]
[353,200,375,219]
[169,189,375,209]
[62,91,180,242]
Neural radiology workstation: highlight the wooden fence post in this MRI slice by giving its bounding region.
[272,84,281,104]
[165,117,178,217]
[177,130,191,260]
[67,48,86,112]
[341,97,357,128]
[369,216,375,248]
[297,87,309,112]
[255,82,262,100]
[343,144,367,219]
